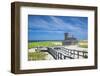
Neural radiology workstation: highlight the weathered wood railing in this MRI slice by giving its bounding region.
[47,47,88,59]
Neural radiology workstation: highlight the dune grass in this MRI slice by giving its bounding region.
[28,51,47,60]
[78,40,88,48]
[28,41,62,60]
[28,41,62,49]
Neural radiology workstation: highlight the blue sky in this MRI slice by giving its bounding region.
[28,15,88,40]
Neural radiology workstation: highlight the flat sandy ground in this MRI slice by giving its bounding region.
[64,45,88,52]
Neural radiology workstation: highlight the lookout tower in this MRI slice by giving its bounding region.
[62,33,78,45]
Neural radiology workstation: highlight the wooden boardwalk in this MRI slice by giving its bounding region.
[47,47,88,59]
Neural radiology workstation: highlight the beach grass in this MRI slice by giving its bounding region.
[78,40,88,48]
[28,41,62,49]
[28,51,47,60]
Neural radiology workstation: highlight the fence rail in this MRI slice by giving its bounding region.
[47,47,88,59]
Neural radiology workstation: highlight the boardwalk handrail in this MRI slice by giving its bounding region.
[64,48,88,59]
[47,47,88,59]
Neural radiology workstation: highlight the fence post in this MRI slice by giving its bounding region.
[77,51,79,59]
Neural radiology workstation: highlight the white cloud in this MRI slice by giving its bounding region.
[29,16,87,36]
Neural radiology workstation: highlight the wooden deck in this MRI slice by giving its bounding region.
[47,47,88,59]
